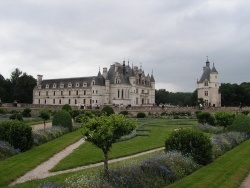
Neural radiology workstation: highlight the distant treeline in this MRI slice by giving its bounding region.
[156,82,250,107]
[0,68,36,104]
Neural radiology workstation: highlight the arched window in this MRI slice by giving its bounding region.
[122,89,124,98]
[118,89,120,98]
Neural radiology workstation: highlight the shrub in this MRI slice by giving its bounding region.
[228,114,250,135]
[194,124,224,134]
[0,121,33,151]
[241,110,250,116]
[137,112,146,118]
[62,104,72,112]
[215,111,235,127]
[71,110,81,121]
[22,108,31,117]
[101,106,115,116]
[0,140,20,161]
[33,126,69,146]
[119,110,129,116]
[9,113,23,121]
[165,129,213,165]
[52,110,73,131]
[0,108,6,114]
[197,111,215,125]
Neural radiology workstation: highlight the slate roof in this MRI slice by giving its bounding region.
[198,59,218,83]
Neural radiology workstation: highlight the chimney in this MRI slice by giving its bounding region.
[103,67,107,79]
[37,75,43,85]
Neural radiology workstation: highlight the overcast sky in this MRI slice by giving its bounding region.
[0,0,249,92]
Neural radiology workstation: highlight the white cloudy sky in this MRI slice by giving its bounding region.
[0,0,249,92]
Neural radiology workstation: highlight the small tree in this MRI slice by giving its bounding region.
[39,109,50,129]
[101,106,115,116]
[52,110,73,131]
[62,104,72,112]
[82,114,136,178]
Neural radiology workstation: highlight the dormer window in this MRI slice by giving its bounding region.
[92,81,95,85]
[68,83,72,88]
[83,82,87,87]
[60,83,64,88]
[76,83,79,87]
[53,83,57,88]
[46,84,49,88]
[204,80,208,86]
[38,85,41,89]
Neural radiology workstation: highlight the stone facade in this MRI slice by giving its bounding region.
[197,58,221,107]
[33,61,155,107]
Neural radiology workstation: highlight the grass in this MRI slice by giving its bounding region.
[167,138,250,188]
[10,151,165,188]
[0,130,83,187]
[51,119,194,171]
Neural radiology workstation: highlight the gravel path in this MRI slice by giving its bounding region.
[32,122,52,131]
[10,142,164,186]
[240,174,250,188]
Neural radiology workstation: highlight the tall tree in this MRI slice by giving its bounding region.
[82,114,136,178]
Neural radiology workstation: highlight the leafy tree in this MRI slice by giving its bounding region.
[62,104,72,112]
[82,114,136,178]
[52,110,73,131]
[39,109,51,129]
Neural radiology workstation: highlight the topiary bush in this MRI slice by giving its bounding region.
[9,113,23,121]
[215,111,235,127]
[228,114,250,135]
[62,104,72,112]
[197,111,215,125]
[52,110,73,131]
[119,110,129,116]
[165,129,213,165]
[137,112,146,118]
[101,106,115,116]
[22,108,31,117]
[0,121,33,151]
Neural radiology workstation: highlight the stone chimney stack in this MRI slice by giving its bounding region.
[103,67,107,79]
[37,75,43,86]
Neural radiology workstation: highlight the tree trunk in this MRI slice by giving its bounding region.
[103,151,109,180]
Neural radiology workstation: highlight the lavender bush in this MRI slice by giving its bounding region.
[0,140,20,161]
[195,124,224,134]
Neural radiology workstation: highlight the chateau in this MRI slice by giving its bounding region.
[197,58,221,107]
[33,61,155,107]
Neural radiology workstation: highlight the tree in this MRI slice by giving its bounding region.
[39,109,50,129]
[82,114,136,178]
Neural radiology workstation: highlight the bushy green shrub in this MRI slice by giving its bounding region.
[9,113,23,121]
[228,114,250,135]
[241,110,249,116]
[119,110,129,116]
[89,110,103,117]
[52,110,73,131]
[197,111,215,125]
[0,108,6,114]
[215,111,235,127]
[165,129,213,165]
[71,110,81,121]
[194,124,224,134]
[101,106,115,116]
[0,121,33,151]
[22,108,31,117]
[62,104,72,112]
[137,112,146,118]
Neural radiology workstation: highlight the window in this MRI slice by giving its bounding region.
[68,99,71,104]
[53,91,56,96]
[69,91,71,95]
[46,84,49,88]
[76,90,79,95]
[53,99,55,104]
[39,91,41,96]
[75,99,77,104]
[38,85,41,89]
[141,90,144,94]
[84,90,86,95]
[204,81,208,86]
[59,99,61,104]
[118,89,120,98]
[60,83,64,88]
[46,91,48,96]
[68,83,72,88]
[121,89,124,98]
[92,81,95,85]
[76,83,79,87]
[44,99,46,104]
[96,90,98,94]
[205,91,209,96]
[83,83,87,87]
[53,83,56,88]
[61,91,63,96]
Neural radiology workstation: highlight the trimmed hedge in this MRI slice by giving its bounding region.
[0,121,33,151]
[101,106,115,116]
[215,111,235,127]
[165,129,213,165]
[137,112,146,118]
[52,110,73,131]
[228,114,250,135]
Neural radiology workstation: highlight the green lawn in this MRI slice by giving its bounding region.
[51,118,194,171]
[167,138,250,188]
[0,130,83,187]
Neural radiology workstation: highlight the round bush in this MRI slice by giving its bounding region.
[101,106,115,116]
[22,108,31,117]
[119,110,129,116]
[165,129,213,165]
[62,104,72,112]
[197,112,215,125]
[9,113,23,121]
[137,112,146,118]
[52,110,73,131]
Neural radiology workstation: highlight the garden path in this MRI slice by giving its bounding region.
[10,140,164,186]
[32,122,52,131]
[240,174,250,188]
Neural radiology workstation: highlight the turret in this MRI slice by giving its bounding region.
[37,75,43,86]
[102,67,108,79]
